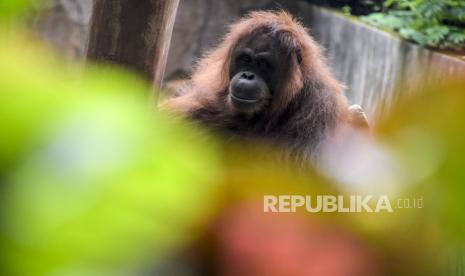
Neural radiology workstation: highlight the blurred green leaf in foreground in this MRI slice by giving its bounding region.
[0,0,34,20]
[0,28,220,276]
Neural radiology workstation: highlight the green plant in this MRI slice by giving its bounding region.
[362,0,465,50]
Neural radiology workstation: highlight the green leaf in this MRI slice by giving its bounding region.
[362,13,409,30]
[424,25,450,45]
[418,0,447,18]
[0,0,34,18]
[448,31,465,44]
[399,27,430,45]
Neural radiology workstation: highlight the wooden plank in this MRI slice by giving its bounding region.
[86,0,180,100]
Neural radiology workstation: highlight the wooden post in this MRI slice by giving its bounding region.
[86,0,180,101]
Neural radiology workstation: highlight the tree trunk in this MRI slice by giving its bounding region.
[86,0,179,100]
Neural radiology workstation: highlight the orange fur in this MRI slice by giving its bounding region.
[161,11,361,164]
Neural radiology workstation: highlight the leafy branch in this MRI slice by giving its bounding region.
[362,0,465,51]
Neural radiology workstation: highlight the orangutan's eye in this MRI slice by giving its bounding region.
[237,54,252,64]
[257,58,272,71]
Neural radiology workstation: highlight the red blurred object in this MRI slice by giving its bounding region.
[216,204,382,276]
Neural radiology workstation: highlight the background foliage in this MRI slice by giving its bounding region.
[304,0,384,15]
[362,0,465,50]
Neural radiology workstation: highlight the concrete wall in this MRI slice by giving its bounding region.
[34,0,92,58]
[285,3,465,121]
